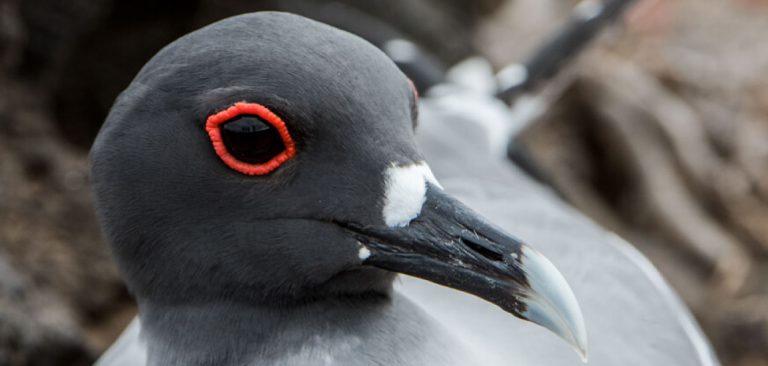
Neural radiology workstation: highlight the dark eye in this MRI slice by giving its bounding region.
[205,102,296,176]
[221,115,285,164]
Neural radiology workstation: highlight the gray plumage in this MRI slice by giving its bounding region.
[95,94,720,366]
[92,12,719,366]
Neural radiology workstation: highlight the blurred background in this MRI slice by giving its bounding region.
[0,0,766,365]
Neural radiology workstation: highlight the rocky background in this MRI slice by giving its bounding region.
[0,0,765,365]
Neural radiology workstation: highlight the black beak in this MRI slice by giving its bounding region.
[341,184,587,359]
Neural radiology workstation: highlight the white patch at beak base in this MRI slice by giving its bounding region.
[381,161,441,228]
[358,246,371,261]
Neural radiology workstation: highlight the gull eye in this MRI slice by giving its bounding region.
[205,102,296,175]
[221,115,284,164]
[408,79,419,128]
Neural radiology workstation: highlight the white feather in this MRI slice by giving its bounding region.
[381,162,440,228]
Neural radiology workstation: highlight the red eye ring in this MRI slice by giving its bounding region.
[407,79,419,100]
[205,102,296,175]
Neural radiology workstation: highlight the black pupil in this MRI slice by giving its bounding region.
[220,115,286,164]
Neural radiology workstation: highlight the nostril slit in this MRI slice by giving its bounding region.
[460,236,505,262]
